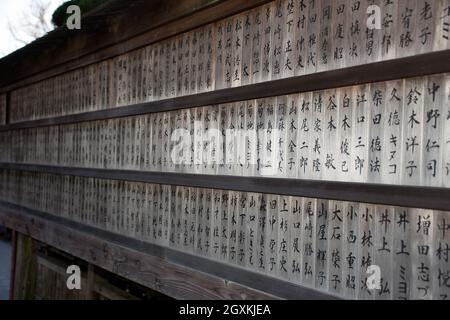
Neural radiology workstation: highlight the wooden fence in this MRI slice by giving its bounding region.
[1,0,450,300]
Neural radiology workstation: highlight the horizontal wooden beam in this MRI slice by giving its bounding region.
[1,162,449,211]
[0,200,339,300]
[2,49,450,132]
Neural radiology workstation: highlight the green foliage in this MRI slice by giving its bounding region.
[51,0,106,27]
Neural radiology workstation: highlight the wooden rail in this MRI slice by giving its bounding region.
[1,162,449,211]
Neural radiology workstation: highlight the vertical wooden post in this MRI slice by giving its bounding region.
[8,230,17,300]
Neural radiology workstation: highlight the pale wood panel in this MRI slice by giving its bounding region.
[314,198,329,291]
[422,75,445,186]
[351,85,370,183]
[336,87,353,182]
[256,192,268,273]
[260,2,273,82]
[214,20,225,90]
[211,188,222,260]
[194,187,204,254]
[432,210,450,300]
[275,95,288,177]
[382,80,404,185]
[308,91,324,180]
[317,0,332,72]
[396,0,418,59]
[401,77,424,185]
[262,97,276,176]
[288,196,302,283]
[188,187,198,252]
[368,81,385,184]
[434,0,450,51]
[411,209,434,299]
[301,198,316,287]
[444,74,450,187]
[228,190,238,264]
[392,206,411,300]
[342,202,359,299]
[271,0,284,81]
[327,200,343,296]
[277,194,290,279]
[323,88,339,181]
[236,102,246,176]
[286,94,299,178]
[224,17,234,88]
[373,205,394,300]
[246,192,258,269]
[266,193,278,276]
[220,189,230,262]
[232,14,244,87]
[305,0,320,75]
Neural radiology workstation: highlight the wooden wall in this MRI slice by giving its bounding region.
[1,0,450,300]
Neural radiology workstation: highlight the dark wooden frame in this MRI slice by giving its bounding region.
[1,162,449,211]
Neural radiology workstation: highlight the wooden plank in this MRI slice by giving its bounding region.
[288,196,302,283]
[220,189,229,262]
[256,192,267,273]
[357,203,375,300]
[368,81,385,184]
[246,192,258,270]
[411,209,434,299]
[266,193,278,276]
[286,94,299,178]
[402,77,424,185]
[301,198,315,287]
[305,0,320,74]
[342,201,359,299]
[275,95,288,177]
[237,191,247,267]
[351,84,370,183]
[433,210,450,300]
[336,86,353,182]
[277,194,290,279]
[3,162,450,211]
[382,79,404,185]
[260,2,273,82]
[435,0,450,51]
[422,74,445,187]
[3,51,450,132]
[281,0,296,79]
[232,14,244,87]
[227,190,238,264]
[373,204,394,300]
[323,88,339,181]
[327,199,343,296]
[271,0,284,80]
[396,0,418,59]
[315,198,329,291]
